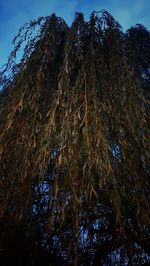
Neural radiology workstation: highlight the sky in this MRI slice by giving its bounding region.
[0,0,150,68]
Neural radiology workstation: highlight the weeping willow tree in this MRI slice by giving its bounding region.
[0,11,150,265]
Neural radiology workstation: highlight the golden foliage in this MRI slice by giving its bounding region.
[0,11,149,243]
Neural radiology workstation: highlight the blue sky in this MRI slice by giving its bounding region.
[0,0,150,68]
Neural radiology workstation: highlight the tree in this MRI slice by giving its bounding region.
[126,24,150,100]
[0,11,150,265]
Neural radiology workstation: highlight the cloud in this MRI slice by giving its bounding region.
[111,0,150,29]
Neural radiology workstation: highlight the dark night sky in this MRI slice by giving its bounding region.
[0,0,150,68]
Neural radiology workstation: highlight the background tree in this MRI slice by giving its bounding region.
[0,11,150,265]
[126,24,150,100]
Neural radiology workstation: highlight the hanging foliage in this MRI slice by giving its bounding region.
[0,10,150,265]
